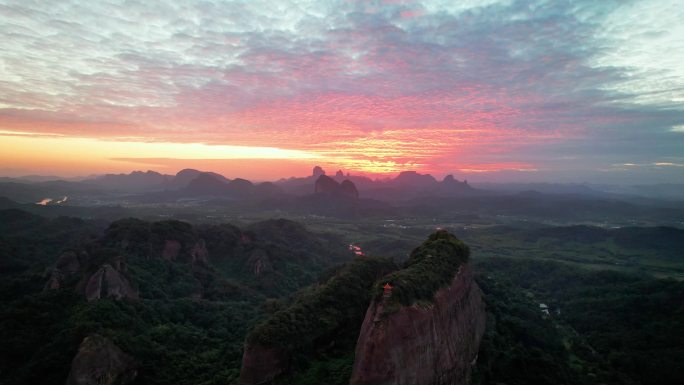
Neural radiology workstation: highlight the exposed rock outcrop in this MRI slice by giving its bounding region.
[314,174,339,194]
[190,239,209,265]
[349,263,486,385]
[239,345,290,385]
[437,175,472,195]
[239,256,397,385]
[44,250,139,301]
[162,239,182,260]
[159,237,209,264]
[390,171,438,189]
[44,250,83,290]
[66,335,137,385]
[84,264,138,301]
[312,165,325,178]
[247,248,273,278]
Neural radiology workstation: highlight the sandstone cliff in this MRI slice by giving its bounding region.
[44,250,84,290]
[84,264,139,301]
[66,335,137,385]
[349,262,486,385]
[239,345,290,385]
[239,230,484,385]
[239,256,397,385]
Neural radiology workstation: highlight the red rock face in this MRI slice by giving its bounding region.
[239,344,289,385]
[349,263,486,385]
[190,240,208,265]
[67,335,137,385]
[84,264,138,302]
[162,240,181,260]
[247,249,272,278]
[44,250,83,291]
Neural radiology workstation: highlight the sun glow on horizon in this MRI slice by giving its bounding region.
[1,1,683,183]
[0,132,322,177]
[0,132,317,159]
[0,129,542,179]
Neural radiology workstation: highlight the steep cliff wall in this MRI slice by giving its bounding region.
[239,230,484,385]
[239,345,290,385]
[239,256,397,385]
[349,263,486,385]
[66,335,137,385]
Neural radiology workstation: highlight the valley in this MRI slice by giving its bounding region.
[0,168,683,385]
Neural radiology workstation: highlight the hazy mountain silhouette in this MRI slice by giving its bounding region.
[314,175,359,198]
[183,173,231,195]
[170,169,230,189]
[277,166,471,200]
[180,173,282,200]
[88,170,171,192]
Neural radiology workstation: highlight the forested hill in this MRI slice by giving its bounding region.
[1,208,683,385]
[0,209,351,385]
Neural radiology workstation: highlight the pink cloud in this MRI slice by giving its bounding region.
[400,9,423,19]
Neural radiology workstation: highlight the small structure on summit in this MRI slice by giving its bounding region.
[349,244,365,256]
[539,303,550,317]
[383,283,393,298]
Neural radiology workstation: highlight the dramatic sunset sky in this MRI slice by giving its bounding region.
[1,0,683,182]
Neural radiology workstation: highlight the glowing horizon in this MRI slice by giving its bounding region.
[1,0,683,183]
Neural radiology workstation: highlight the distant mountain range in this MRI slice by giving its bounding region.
[277,166,473,200]
[27,166,474,202]
[1,167,684,223]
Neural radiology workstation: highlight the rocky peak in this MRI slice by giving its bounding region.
[248,249,274,279]
[227,178,255,197]
[350,231,485,385]
[173,169,229,189]
[391,171,438,190]
[312,165,325,178]
[66,335,137,385]
[184,173,228,195]
[239,256,396,385]
[340,179,359,199]
[84,264,138,302]
[44,250,85,291]
[162,239,182,260]
[161,238,209,265]
[314,175,359,198]
[438,174,472,194]
[190,239,209,265]
[350,264,485,385]
[314,174,339,193]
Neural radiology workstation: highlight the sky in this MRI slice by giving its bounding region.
[1,0,683,183]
